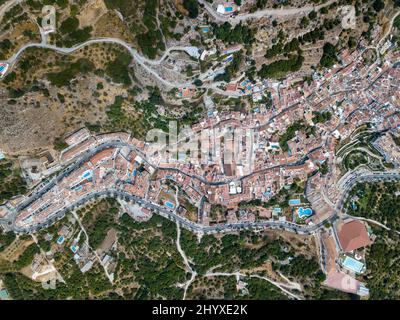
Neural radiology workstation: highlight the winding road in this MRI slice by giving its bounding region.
[1,0,400,299]
[6,38,194,88]
[0,0,21,20]
[0,0,348,95]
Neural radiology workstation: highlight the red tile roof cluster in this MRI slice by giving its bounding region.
[338,220,372,252]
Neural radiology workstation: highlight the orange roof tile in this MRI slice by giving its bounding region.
[338,220,372,252]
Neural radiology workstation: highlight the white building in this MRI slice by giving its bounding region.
[216,3,239,15]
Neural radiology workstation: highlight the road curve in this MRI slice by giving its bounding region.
[6,38,193,88]
[0,0,22,20]
[3,37,244,96]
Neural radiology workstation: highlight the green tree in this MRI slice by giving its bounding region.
[319,42,337,68]
[183,0,199,18]
[60,17,79,34]
[372,0,384,12]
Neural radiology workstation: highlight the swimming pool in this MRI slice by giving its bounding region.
[0,63,8,76]
[273,207,282,215]
[225,56,233,63]
[342,256,364,273]
[0,289,9,300]
[57,236,65,245]
[83,170,93,178]
[289,199,301,206]
[165,201,175,209]
[297,207,313,219]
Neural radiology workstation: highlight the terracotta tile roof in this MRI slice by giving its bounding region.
[89,148,115,166]
[338,220,372,252]
[226,83,237,92]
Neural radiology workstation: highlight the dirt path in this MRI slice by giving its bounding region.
[71,210,114,283]
[175,221,197,300]
[205,270,303,300]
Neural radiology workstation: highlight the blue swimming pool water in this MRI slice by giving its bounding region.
[225,7,233,12]
[165,201,174,208]
[57,236,65,245]
[0,289,9,299]
[289,199,301,206]
[342,256,364,273]
[83,170,92,178]
[0,66,4,72]
[297,207,313,219]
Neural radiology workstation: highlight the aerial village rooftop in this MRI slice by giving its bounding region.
[0,35,399,297]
